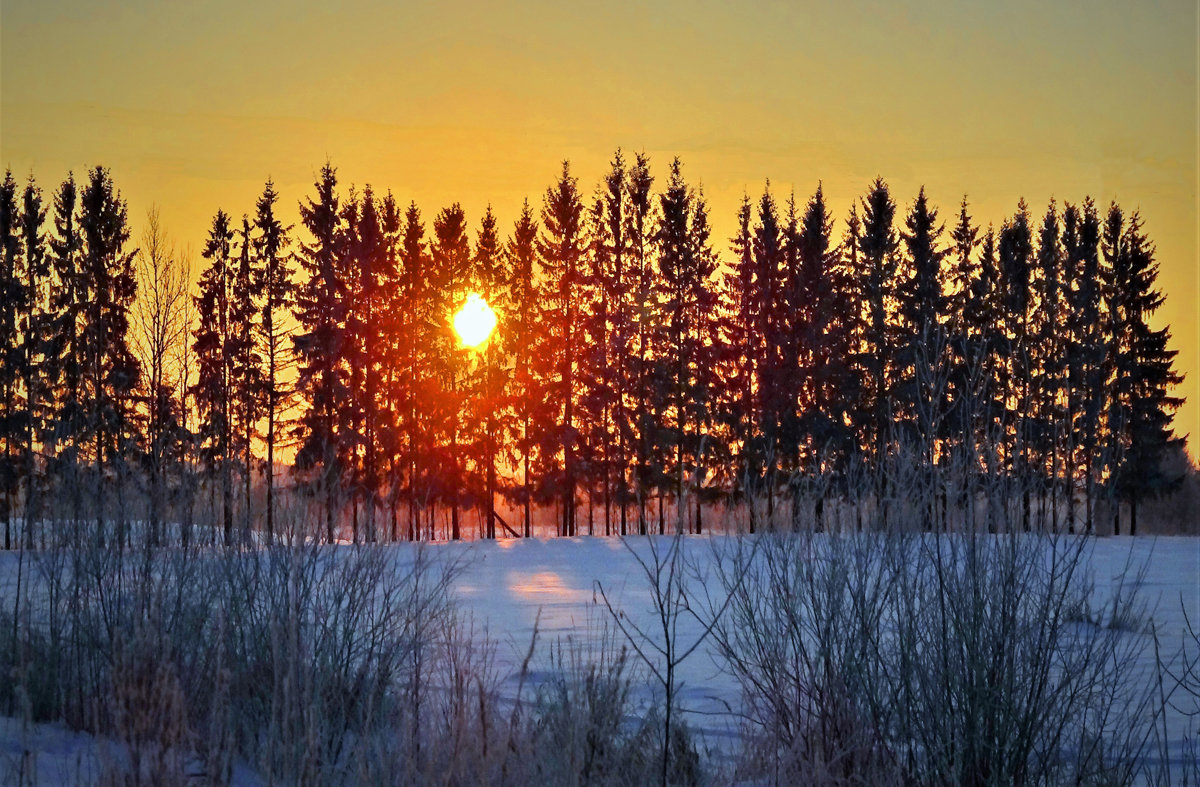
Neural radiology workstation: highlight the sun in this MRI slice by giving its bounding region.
[453,292,498,348]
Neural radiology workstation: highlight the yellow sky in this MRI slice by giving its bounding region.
[3,0,1197,454]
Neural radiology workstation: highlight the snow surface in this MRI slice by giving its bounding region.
[1,534,1197,783]
[458,535,1200,758]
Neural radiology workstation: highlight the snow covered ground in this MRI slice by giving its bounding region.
[1,533,1197,783]
[458,535,1200,759]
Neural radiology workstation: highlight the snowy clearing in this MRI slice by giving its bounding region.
[1,533,1197,784]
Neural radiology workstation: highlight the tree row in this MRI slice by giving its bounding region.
[0,153,1185,546]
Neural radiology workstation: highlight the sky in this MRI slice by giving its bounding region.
[3,0,1197,454]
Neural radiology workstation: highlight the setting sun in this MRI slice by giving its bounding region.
[453,293,497,348]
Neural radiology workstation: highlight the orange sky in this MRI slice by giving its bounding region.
[3,0,1197,455]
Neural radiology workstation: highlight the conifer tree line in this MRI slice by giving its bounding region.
[0,153,1187,547]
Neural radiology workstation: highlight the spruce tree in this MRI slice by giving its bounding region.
[431,203,472,540]
[18,177,49,543]
[0,172,23,548]
[578,193,612,535]
[945,198,982,523]
[500,201,541,537]
[752,186,785,523]
[536,163,587,537]
[998,202,1035,530]
[653,158,719,533]
[853,179,900,524]
[346,186,389,542]
[471,206,504,538]
[294,164,347,543]
[1066,199,1105,533]
[1031,202,1066,530]
[602,151,634,535]
[230,210,265,536]
[654,159,692,532]
[794,183,852,530]
[897,187,949,529]
[1103,207,1186,534]
[46,175,86,538]
[626,154,656,533]
[719,194,760,531]
[192,210,235,544]
[255,179,291,543]
[681,182,720,533]
[77,166,140,547]
[375,192,403,539]
[396,202,433,540]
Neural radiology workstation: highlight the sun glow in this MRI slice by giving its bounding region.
[453,292,497,348]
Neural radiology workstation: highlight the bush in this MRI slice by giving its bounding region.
[703,529,1173,785]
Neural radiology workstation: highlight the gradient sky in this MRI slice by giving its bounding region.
[3,0,1197,453]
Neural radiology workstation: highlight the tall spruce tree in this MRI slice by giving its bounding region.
[578,193,612,536]
[255,179,291,543]
[853,179,900,524]
[430,203,472,540]
[395,203,434,539]
[294,164,347,543]
[193,210,235,544]
[794,184,852,530]
[680,179,720,533]
[78,166,140,547]
[653,159,719,533]
[536,163,587,537]
[0,172,23,548]
[945,198,982,524]
[18,177,49,543]
[375,192,403,539]
[626,154,656,533]
[602,151,634,535]
[998,202,1035,530]
[1066,199,1105,533]
[720,194,761,531]
[752,186,786,523]
[1103,207,1186,534]
[1031,202,1066,530]
[229,210,264,536]
[346,186,390,542]
[500,201,541,537]
[46,175,86,537]
[471,206,504,538]
[897,187,949,529]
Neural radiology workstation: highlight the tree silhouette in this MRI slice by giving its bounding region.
[255,179,291,543]
[499,200,541,538]
[294,164,347,543]
[793,184,853,531]
[852,179,901,525]
[0,171,24,549]
[193,210,235,544]
[1103,207,1185,534]
[536,162,587,537]
[45,174,87,540]
[3,159,1189,544]
[897,187,949,530]
[78,166,140,547]
[430,203,472,540]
